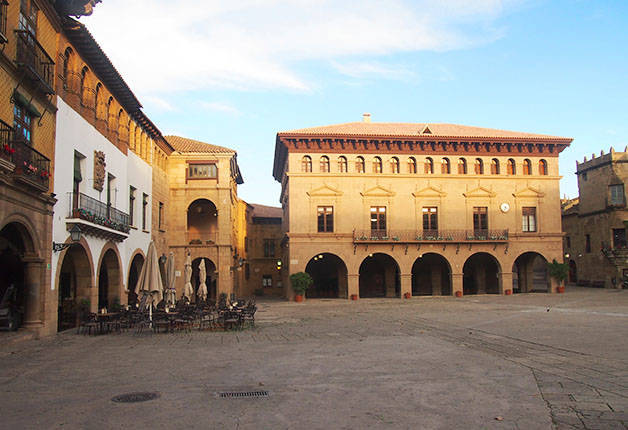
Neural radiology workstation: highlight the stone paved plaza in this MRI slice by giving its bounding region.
[1,287,627,429]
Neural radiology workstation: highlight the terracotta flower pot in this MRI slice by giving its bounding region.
[557,285,565,294]
[505,289,512,295]
[294,294,304,302]
[403,292,411,299]
[455,291,463,297]
[350,294,358,301]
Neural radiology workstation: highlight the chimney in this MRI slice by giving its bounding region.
[362,113,371,123]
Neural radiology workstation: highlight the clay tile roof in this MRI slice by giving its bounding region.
[279,122,570,141]
[165,135,235,154]
[250,204,282,219]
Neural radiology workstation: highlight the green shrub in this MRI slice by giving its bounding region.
[290,272,313,295]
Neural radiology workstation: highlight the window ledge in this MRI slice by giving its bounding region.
[129,226,137,230]
[159,229,166,233]
[142,229,150,234]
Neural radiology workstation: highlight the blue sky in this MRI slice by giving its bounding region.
[82,0,628,206]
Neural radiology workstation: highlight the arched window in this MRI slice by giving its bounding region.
[356,156,365,173]
[424,157,434,174]
[458,158,467,174]
[62,47,73,86]
[106,96,114,130]
[128,119,134,150]
[80,66,89,104]
[474,158,484,174]
[507,159,516,175]
[301,156,312,172]
[390,157,400,173]
[94,82,103,120]
[320,156,330,172]
[491,158,500,175]
[408,157,417,174]
[539,159,548,175]
[441,158,450,174]
[523,159,531,175]
[373,156,383,173]
[338,156,347,173]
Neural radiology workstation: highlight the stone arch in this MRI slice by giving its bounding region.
[359,253,400,298]
[126,249,145,306]
[191,257,217,302]
[187,198,218,244]
[411,253,452,296]
[56,240,94,331]
[512,252,549,293]
[0,213,38,254]
[463,252,501,294]
[96,242,123,310]
[305,253,348,298]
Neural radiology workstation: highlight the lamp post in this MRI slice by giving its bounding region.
[52,224,82,252]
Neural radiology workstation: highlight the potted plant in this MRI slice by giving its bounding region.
[290,272,313,302]
[547,259,569,293]
[403,292,411,299]
[350,294,358,301]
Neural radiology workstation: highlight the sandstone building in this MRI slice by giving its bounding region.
[562,149,628,288]
[273,116,572,299]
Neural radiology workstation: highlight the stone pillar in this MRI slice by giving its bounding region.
[499,272,513,294]
[22,257,43,327]
[400,274,412,298]
[452,273,463,296]
[348,274,359,299]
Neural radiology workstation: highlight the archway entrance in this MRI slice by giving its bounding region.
[127,253,144,307]
[463,252,501,294]
[359,253,400,298]
[0,223,30,330]
[58,244,92,331]
[568,260,577,284]
[305,253,348,298]
[192,257,216,302]
[187,199,218,244]
[98,248,121,310]
[411,253,452,296]
[512,252,549,293]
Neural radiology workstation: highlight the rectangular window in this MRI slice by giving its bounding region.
[0,1,8,42]
[566,236,571,249]
[609,184,625,206]
[262,275,273,288]
[613,229,627,249]
[370,206,387,236]
[522,207,537,232]
[13,103,32,144]
[244,263,250,280]
[473,207,488,233]
[244,236,249,252]
[187,163,217,179]
[158,202,164,230]
[317,206,333,232]
[142,193,148,231]
[263,239,275,258]
[129,186,136,226]
[422,207,438,235]
[585,234,591,253]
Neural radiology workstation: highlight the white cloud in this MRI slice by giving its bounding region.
[331,61,417,81]
[198,101,241,116]
[142,95,176,112]
[81,0,520,94]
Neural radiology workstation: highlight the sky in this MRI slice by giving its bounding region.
[81,0,628,207]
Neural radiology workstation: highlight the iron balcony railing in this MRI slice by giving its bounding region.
[353,229,509,243]
[12,137,50,189]
[0,119,13,163]
[14,29,55,94]
[68,192,130,233]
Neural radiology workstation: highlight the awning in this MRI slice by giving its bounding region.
[12,91,41,117]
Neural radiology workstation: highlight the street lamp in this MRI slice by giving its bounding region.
[53,224,82,252]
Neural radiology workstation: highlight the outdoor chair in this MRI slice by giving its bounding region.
[77,312,99,336]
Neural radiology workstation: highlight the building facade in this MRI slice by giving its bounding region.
[562,149,628,288]
[273,116,572,299]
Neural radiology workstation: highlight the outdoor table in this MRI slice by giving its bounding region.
[95,312,120,334]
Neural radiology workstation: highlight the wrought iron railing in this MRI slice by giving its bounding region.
[12,138,50,189]
[353,229,509,242]
[186,231,218,245]
[68,192,130,233]
[0,119,13,163]
[14,30,55,94]
[0,1,8,44]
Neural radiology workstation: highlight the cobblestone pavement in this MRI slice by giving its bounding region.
[0,287,626,429]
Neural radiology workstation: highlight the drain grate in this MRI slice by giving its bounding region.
[219,390,269,399]
[111,392,161,403]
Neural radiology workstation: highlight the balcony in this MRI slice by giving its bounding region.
[353,229,509,243]
[0,119,13,170]
[14,30,55,94]
[0,1,7,44]
[11,138,51,192]
[186,231,218,246]
[67,192,130,242]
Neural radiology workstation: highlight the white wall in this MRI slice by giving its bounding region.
[51,97,152,300]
